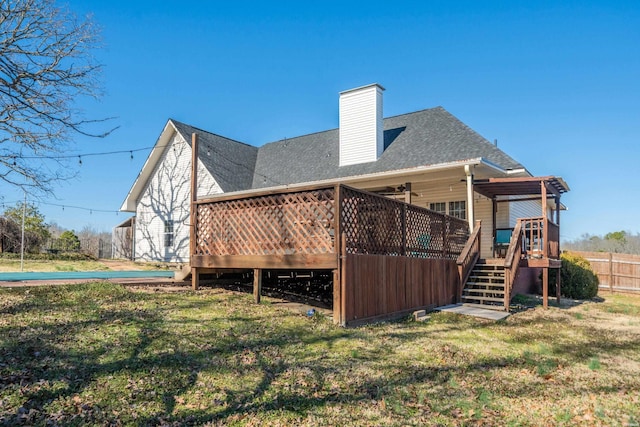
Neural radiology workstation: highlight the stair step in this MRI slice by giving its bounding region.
[461,302,507,312]
[463,289,505,296]
[466,280,505,285]
[463,286,504,294]
[472,267,504,272]
[468,277,505,282]
[462,296,505,304]
[466,281,505,288]
[470,270,504,275]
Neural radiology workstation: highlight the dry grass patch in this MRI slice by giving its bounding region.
[0,283,639,426]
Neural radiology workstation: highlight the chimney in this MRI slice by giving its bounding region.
[339,83,385,167]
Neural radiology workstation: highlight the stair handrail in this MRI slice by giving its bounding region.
[503,219,524,310]
[457,220,481,302]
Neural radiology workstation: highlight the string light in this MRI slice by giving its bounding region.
[1,199,123,215]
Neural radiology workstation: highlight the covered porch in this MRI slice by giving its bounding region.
[457,176,570,311]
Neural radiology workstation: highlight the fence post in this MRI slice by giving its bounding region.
[609,252,613,292]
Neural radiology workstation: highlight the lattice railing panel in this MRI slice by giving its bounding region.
[340,186,469,260]
[195,188,336,256]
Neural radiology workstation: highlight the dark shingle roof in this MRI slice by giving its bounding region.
[171,119,258,192]
[171,107,524,193]
[250,107,524,189]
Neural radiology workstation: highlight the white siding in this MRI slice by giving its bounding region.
[339,84,384,166]
[509,199,543,226]
[134,132,222,262]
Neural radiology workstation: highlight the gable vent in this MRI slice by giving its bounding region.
[339,83,385,167]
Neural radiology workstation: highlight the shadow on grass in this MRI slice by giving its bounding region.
[1,282,638,425]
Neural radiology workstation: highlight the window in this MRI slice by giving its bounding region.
[164,220,174,248]
[449,201,466,220]
[429,202,446,215]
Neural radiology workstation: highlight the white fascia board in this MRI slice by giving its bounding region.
[119,120,179,212]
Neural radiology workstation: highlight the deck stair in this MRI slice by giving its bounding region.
[461,259,507,311]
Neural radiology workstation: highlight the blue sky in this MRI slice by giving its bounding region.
[1,0,639,241]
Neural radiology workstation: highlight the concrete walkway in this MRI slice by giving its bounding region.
[436,303,510,321]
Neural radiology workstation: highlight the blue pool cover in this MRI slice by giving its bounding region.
[0,270,175,282]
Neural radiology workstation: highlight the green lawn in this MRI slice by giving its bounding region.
[1,283,639,426]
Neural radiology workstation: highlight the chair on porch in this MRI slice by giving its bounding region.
[494,228,512,258]
[410,234,431,258]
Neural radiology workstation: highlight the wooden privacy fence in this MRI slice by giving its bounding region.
[192,184,470,325]
[568,251,640,293]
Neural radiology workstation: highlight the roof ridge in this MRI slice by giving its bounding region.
[169,118,256,149]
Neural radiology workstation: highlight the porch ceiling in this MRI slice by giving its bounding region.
[472,176,569,199]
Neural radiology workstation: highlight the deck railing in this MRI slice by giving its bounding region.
[339,186,469,260]
[519,216,560,260]
[456,220,481,301]
[503,219,524,310]
[194,187,337,256]
[193,184,469,263]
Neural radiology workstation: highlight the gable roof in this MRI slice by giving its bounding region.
[171,120,257,192]
[120,119,257,211]
[251,107,524,189]
[122,106,527,211]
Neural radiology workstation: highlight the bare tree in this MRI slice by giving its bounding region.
[0,0,115,194]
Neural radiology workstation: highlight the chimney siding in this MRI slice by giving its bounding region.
[339,84,384,167]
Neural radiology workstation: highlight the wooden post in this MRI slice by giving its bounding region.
[253,268,262,303]
[340,232,347,326]
[333,185,343,325]
[401,203,407,256]
[504,270,511,311]
[492,197,497,258]
[556,195,561,255]
[404,182,412,204]
[541,181,548,258]
[402,183,410,256]
[190,132,199,290]
[542,267,549,309]
[609,252,614,292]
[555,268,561,305]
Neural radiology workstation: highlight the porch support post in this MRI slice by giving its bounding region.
[464,165,475,232]
[190,132,199,290]
[555,268,561,305]
[541,181,548,258]
[542,267,549,309]
[404,182,412,204]
[492,197,497,258]
[253,268,262,303]
[555,196,561,254]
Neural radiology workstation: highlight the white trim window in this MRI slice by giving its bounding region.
[164,220,174,248]
[449,201,466,220]
[429,201,466,219]
[429,202,446,215]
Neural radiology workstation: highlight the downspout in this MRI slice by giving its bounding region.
[464,164,475,232]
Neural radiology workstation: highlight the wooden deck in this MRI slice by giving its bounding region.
[191,183,469,325]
